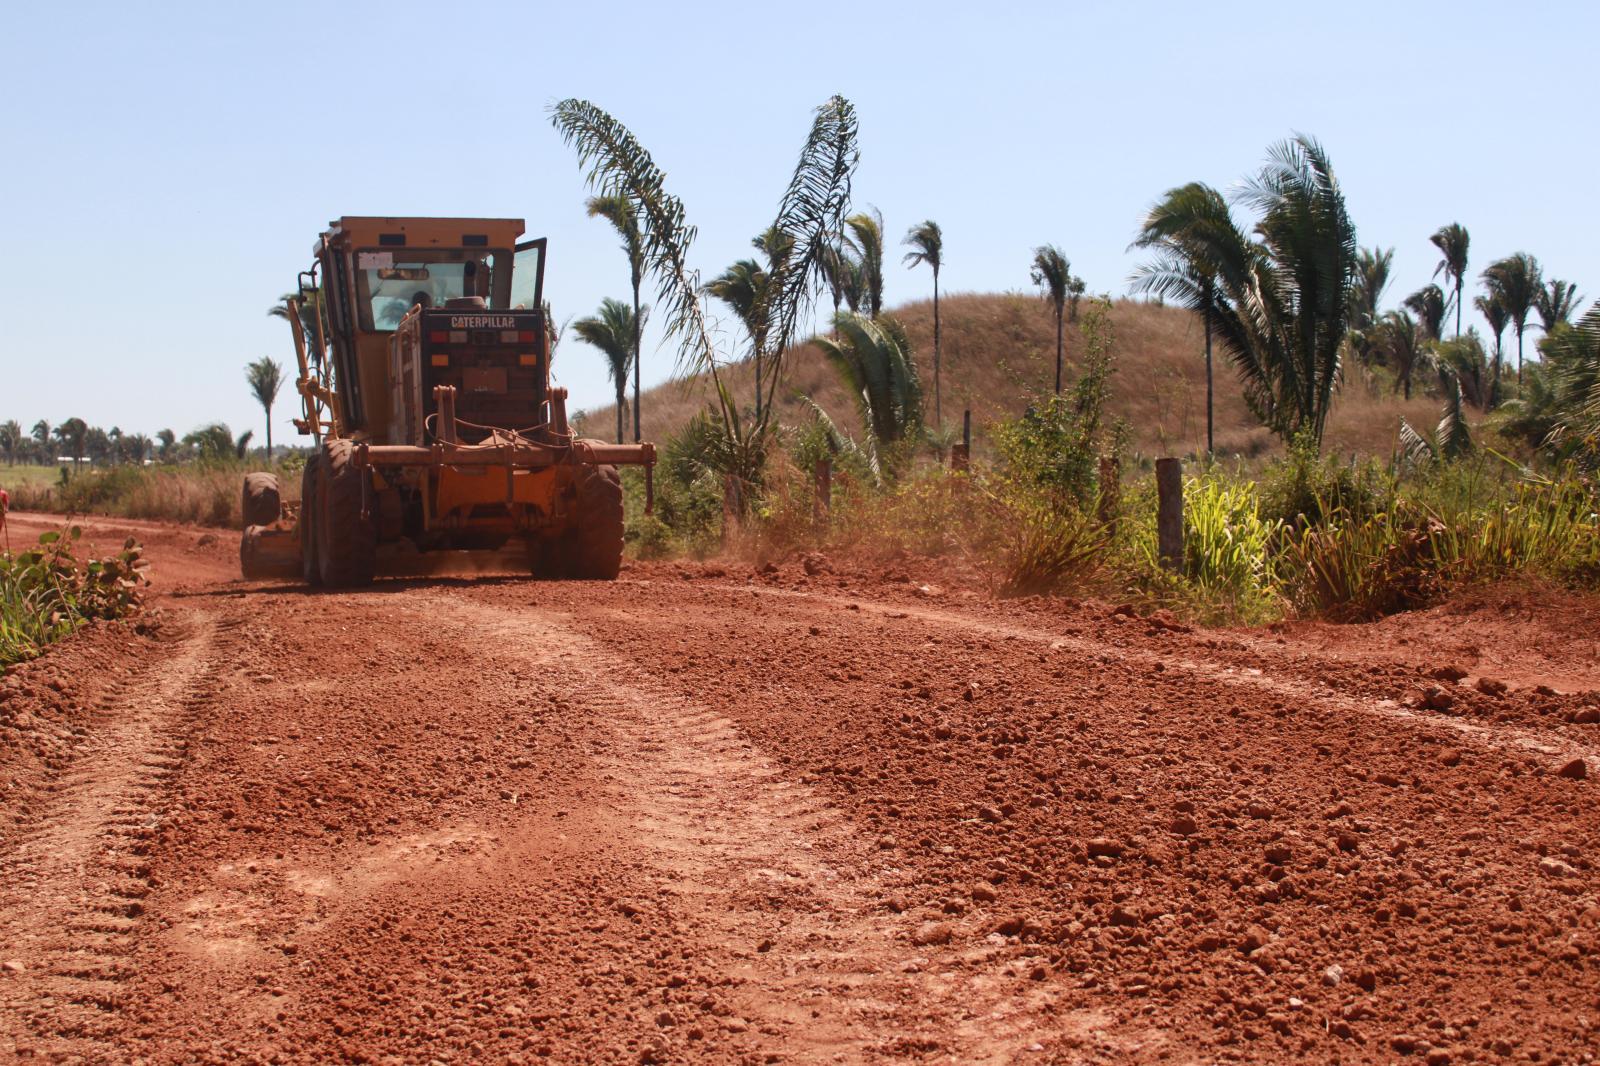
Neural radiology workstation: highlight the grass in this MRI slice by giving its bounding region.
[6,460,302,528]
[575,294,1446,462]
[1,525,147,668]
[2,464,68,491]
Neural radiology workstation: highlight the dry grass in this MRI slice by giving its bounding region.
[574,295,1446,461]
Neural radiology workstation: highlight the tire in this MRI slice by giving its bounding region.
[315,439,377,587]
[240,526,269,580]
[557,463,624,580]
[242,472,281,528]
[300,454,322,586]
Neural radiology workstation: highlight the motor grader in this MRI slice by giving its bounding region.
[240,216,654,586]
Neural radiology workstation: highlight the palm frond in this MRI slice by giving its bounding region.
[549,99,716,381]
[761,95,861,376]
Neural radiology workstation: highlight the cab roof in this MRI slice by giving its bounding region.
[319,217,527,255]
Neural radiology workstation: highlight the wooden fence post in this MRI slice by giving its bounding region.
[813,458,831,526]
[722,474,740,544]
[950,409,972,471]
[1156,457,1183,572]
[1097,455,1120,536]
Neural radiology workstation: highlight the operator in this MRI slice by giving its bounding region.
[410,291,433,310]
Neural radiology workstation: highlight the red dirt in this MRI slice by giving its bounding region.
[2,511,1599,1063]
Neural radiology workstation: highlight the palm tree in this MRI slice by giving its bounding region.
[87,427,112,466]
[1482,253,1542,385]
[1474,293,1510,406]
[1131,136,1355,446]
[156,428,177,461]
[843,209,884,318]
[123,433,152,464]
[1373,310,1429,399]
[1131,183,1244,456]
[270,290,326,366]
[818,239,853,316]
[811,312,922,472]
[0,420,19,466]
[183,423,238,460]
[1031,245,1072,396]
[1535,278,1580,334]
[706,257,768,419]
[1433,331,1490,409]
[572,298,645,443]
[1349,247,1394,330]
[31,420,50,459]
[56,418,88,471]
[902,220,944,429]
[245,356,285,456]
[586,194,646,442]
[1403,284,1448,343]
[1429,223,1470,337]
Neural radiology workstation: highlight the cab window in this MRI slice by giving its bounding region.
[353,249,510,330]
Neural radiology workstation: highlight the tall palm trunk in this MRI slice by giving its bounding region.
[1053,304,1064,395]
[615,379,626,444]
[1454,279,1462,338]
[1490,339,1502,408]
[264,403,273,456]
[631,278,642,443]
[1203,289,1214,458]
[1517,324,1525,385]
[932,268,942,428]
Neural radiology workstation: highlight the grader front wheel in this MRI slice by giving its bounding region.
[314,439,377,588]
[547,463,624,580]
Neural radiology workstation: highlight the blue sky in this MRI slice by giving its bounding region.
[3,0,1595,447]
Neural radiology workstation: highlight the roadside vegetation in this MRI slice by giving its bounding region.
[557,100,1598,624]
[0,526,147,667]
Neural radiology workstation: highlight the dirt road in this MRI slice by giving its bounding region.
[2,513,1599,1064]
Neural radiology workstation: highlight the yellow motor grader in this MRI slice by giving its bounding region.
[240,216,654,586]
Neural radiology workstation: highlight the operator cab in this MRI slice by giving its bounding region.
[309,218,545,436]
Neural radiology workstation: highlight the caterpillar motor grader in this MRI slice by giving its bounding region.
[240,216,654,586]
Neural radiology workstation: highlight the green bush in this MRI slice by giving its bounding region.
[1258,431,1386,531]
[1,527,147,667]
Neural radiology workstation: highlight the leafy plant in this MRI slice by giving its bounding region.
[810,312,922,478]
[1,527,147,667]
[992,299,1120,507]
[1400,370,1474,466]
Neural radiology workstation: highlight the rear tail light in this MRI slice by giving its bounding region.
[429,330,449,343]
[518,354,538,366]
[500,330,519,344]
[519,330,536,343]
[431,354,450,367]
[449,330,467,344]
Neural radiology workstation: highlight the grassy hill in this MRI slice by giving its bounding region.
[570,294,1445,462]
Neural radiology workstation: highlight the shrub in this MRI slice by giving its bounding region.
[1,527,147,667]
[1258,431,1386,531]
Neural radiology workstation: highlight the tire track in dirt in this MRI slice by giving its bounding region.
[0,607,236,1059]
[702,582,1598,771]
[444,595,1090,1062]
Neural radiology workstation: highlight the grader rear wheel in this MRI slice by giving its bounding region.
[241,472,280,528]
[544,463,624,580]
[300,454,322,587]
